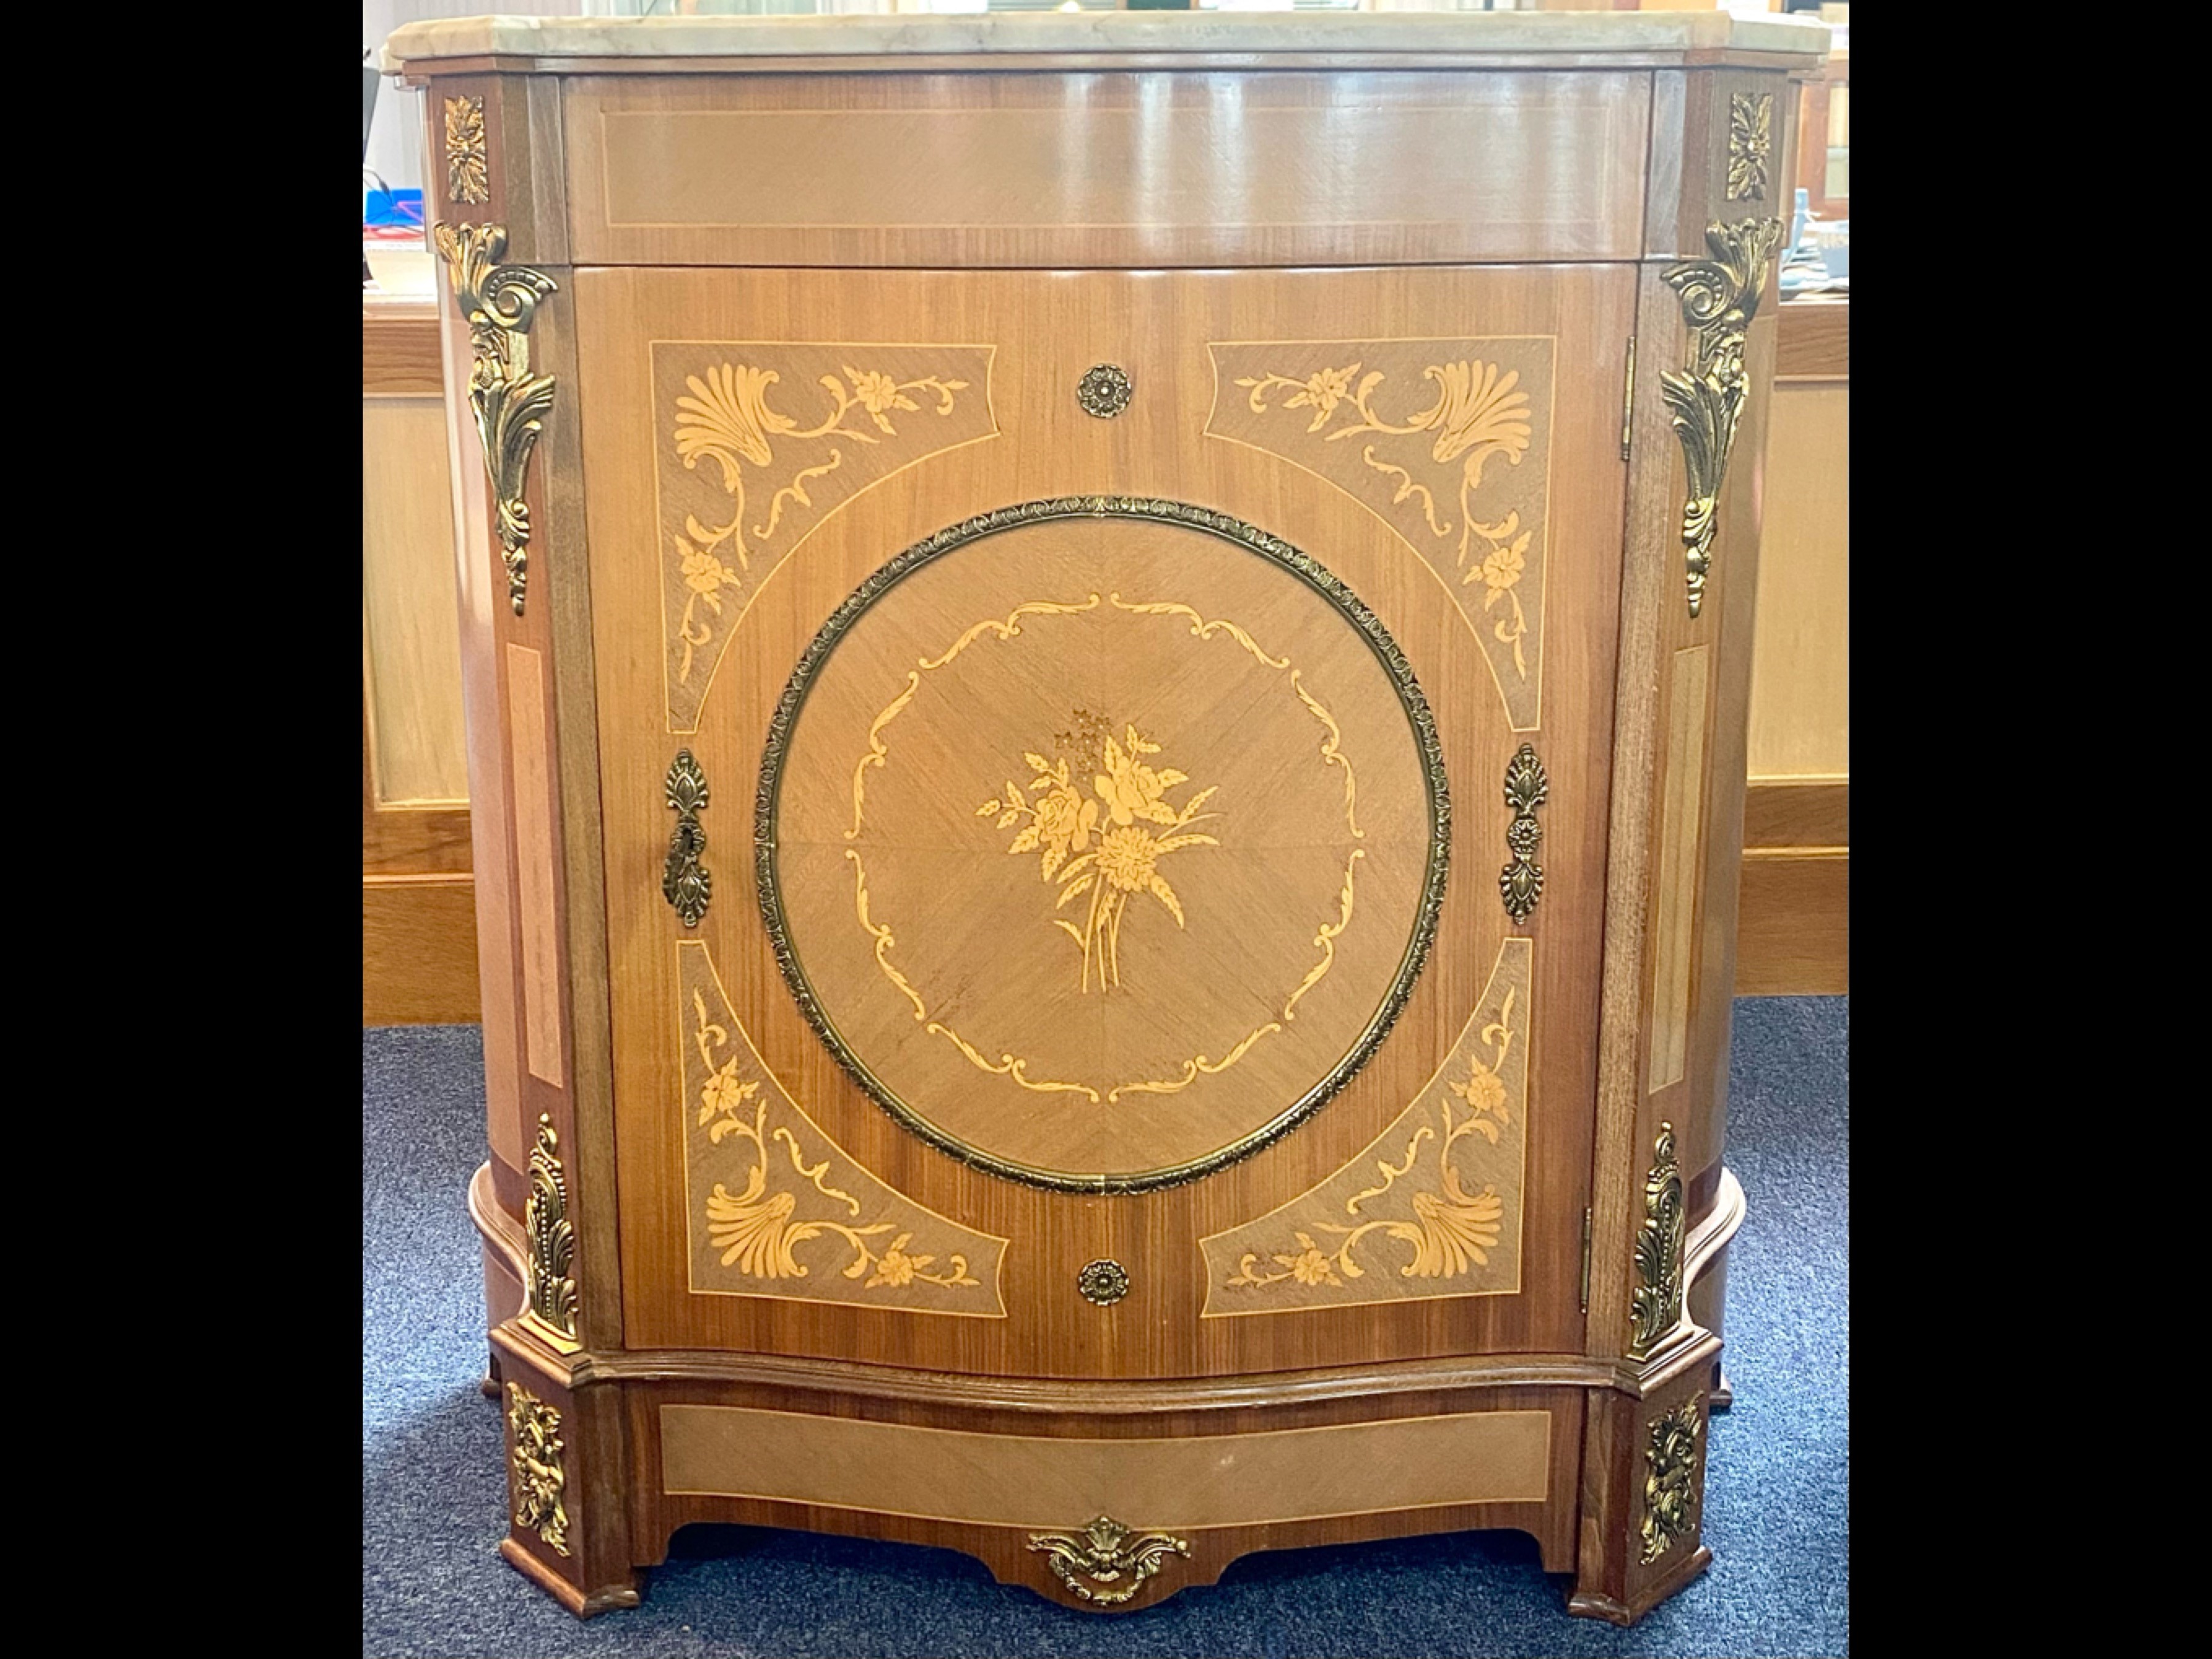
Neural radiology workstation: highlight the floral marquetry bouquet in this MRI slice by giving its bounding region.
[976,719,1222,992]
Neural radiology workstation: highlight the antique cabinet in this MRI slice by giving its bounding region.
[388,9,1826,1624]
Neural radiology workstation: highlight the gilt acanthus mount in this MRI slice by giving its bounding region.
[505,1382,571,1557]
[1026,1516,1190,1606]
[1639,1394,1706,1565]
[1627,1120,1687,1359]
[433,221,556,617]
[1660,218,1783,618]
[522,1113,579,1345]
[1726,93,1773,203]
[443,95,489,205]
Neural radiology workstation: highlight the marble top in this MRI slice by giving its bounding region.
[383,12,1830,74]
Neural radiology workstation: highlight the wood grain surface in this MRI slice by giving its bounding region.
[394,44,1818,1622]
[767,512,1437,1185]
[563,70,1650,269]
[578,263,1631,1376]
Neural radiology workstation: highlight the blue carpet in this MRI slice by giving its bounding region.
[365,997,1846,1657]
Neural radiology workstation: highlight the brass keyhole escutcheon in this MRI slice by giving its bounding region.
[663,748,711,928]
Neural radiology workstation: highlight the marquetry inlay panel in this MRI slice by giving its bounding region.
[679,938,1009,1315]
[758,500,1448,1192]
[1204,337,1555,731]
[654,342,999,733]
[1199,935,1529,1313]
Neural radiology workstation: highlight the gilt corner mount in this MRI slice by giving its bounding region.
[1660,218,1783,619]
[522,1113,580,1345]
[433,221,557,617]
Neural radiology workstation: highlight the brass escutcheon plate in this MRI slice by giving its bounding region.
[1077,363,1132,418]
[1077,1259,1131,1306]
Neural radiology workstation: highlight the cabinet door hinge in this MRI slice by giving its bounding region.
[1580,1206,1593,1314]
[1620,334,1637,461]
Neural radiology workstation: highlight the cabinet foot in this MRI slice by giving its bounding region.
[1567,1545,1711,1625]
[500,1539,640,1619]
[1569,1339,1719,1626]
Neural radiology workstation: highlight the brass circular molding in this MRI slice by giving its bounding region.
[1077,1260,1131,1307]
[1077,364,1132,418]
[755,496,1451,1194]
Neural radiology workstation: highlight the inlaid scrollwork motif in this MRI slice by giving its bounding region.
[835,572,1387,1111]
[1027,1516,1190,1606]
[1206,340,1553,731]
[433,221,555,616]
[755,497,1452,1196]
[1628,1121,1687,1359]
[680,939,1008,1312]
[1661,218,1784,618]
[697,1000,977,1292]
[662,749,711,928]
[505,1383,571,1556]
[443,95,489,205]
[1727,93,1773,202]
[1500,742,1547,925]
[1238,359,1531,658]
[1639,1394,1706,1564]
[1202,937,1530,1312]
[654,345,997,732]
[1225,976,1515,1292]
[523,1114,578,1340]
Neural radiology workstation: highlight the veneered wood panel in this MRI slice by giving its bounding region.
[565,71,1650,268]
[630,1375,1586,1591]
[1647,645,1711,1092]
[579,263,1630,1376]
[507,643,566,1089]
[660,1403,1552,1526]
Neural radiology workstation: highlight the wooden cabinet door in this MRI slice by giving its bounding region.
[578,265,1630,1379]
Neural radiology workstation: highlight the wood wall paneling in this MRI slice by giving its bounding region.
[1737,300,1847,997]
[1747,381,1848,780]
[363,396,472,806]
[364,874,482,1025]
[363,302,481,1026]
